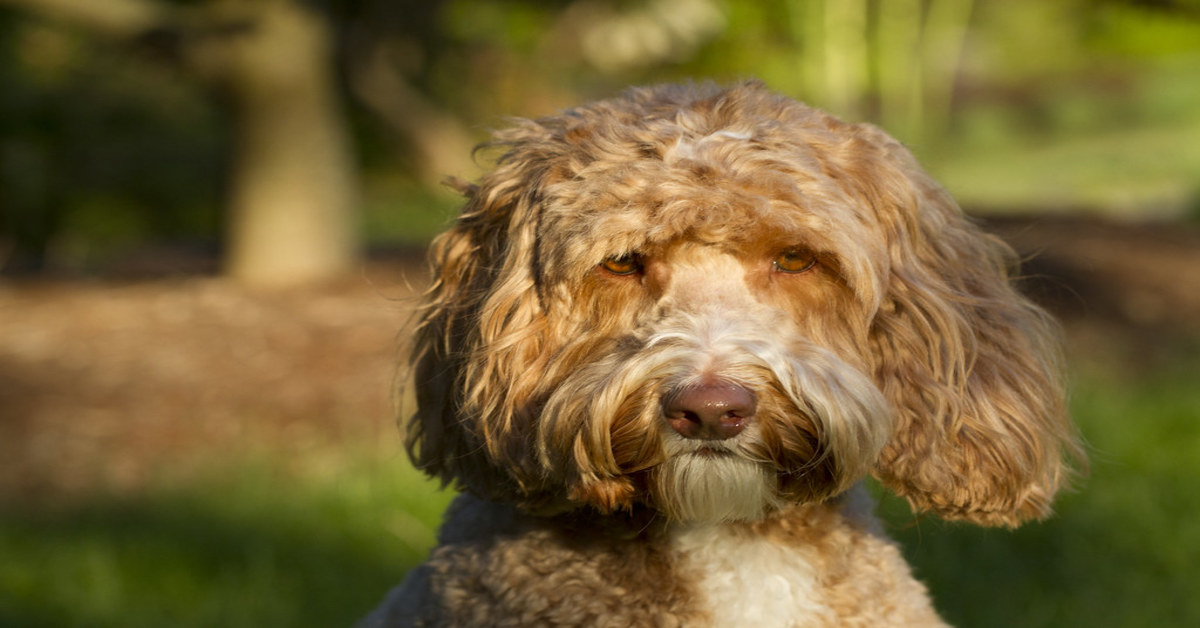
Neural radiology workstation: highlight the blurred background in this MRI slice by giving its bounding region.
[0,0,1197,626]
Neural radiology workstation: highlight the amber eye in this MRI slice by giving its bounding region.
[601,253,642,276]
[773,249,817,274]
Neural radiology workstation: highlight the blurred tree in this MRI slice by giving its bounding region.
[204,0,359,286]
[333,0,479,188]
[2,0,1197,272]
[0,0,358,286]
[780,0,974,143]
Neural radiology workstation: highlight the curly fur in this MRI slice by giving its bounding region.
[362,81,1083,627]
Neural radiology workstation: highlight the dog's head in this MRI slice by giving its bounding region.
[405,81,1081,527]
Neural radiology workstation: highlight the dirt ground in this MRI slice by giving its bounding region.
[0,257,425,502]
[2,217,1198,503]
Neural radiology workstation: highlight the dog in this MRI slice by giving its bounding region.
[361,81,1082,627]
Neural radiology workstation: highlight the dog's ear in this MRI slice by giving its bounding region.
[843,124,1083,527]
[404,120,571,506]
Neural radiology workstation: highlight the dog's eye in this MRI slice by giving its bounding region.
[773,249,817,274]
[600,253,643,276]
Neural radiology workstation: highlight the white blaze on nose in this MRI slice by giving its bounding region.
[662,250,755,307]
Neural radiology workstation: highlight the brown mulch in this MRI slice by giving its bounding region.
[0,261,424,502]
[986,215,1200,334]
[1,217,1198,503]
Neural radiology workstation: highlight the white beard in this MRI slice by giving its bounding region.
[650,450,782,523]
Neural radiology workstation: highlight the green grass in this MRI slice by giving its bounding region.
[2,353,1198,626]
[927,116,1200,218]
[0,453,454,628]
[921,55,1200,219]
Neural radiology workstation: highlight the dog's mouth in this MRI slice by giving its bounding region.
[670,438,742,460]
[689,446,734,459]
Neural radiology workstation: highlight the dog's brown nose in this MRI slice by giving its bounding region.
[663,383,755,440]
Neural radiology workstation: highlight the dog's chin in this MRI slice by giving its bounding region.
[648,450,782,524]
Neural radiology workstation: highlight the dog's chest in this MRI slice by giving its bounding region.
[672,525,834,627]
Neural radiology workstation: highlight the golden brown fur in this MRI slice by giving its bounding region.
[363,81,1083,626]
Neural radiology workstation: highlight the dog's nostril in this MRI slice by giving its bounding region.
[663,384,756,440]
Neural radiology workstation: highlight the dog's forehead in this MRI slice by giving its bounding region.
[542,172,823,248]
[535,138,882,279]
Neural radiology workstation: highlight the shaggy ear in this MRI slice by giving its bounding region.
[852,126,1083,527]
[404,121,570,507]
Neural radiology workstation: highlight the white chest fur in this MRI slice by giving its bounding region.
[672,524,835,627]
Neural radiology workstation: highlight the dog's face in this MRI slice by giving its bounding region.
[407,82,1081,527]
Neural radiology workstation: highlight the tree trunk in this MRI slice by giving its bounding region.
[0,0,361,286]
[217,0,359,286]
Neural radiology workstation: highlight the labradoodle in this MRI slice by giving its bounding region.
[361,81,1082,627]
